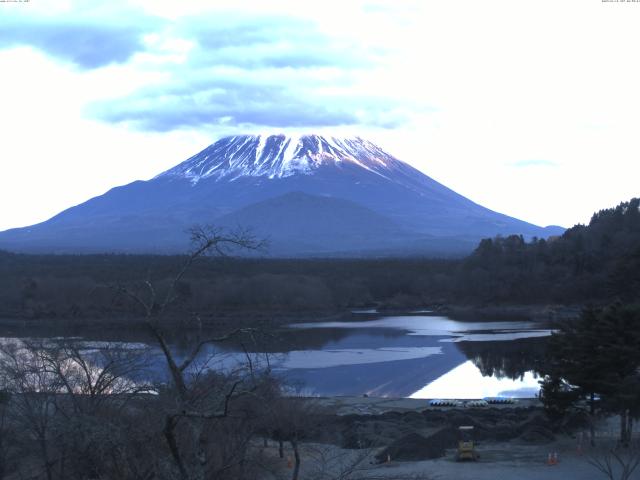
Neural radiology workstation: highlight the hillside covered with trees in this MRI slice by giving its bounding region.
[459,197,640,304]
[0,198,638,323]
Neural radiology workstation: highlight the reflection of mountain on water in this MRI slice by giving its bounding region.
[280,332,548,397]
[456,337,547,380]
[280,340,466,397]
[225,327,408,353]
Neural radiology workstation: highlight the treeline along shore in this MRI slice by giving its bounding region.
[0,198,638,327]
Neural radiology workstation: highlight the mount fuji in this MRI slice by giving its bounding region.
[0,134,563,256]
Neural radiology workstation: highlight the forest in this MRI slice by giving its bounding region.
[1,198,638,323]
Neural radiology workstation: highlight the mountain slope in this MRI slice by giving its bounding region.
[215,191,409,255]
[0,134,564,255]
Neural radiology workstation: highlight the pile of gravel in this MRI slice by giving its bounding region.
[374,427,458,462]
[327,406,560,458]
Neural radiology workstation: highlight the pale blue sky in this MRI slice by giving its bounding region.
[1,0,639,231]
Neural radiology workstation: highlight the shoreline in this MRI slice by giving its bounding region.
[311,395,543,416]
[0,303,581,332]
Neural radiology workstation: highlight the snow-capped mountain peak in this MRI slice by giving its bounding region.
[157,134,399,183]
[0,131,566,255]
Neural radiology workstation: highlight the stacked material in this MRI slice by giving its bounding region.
[429,399,463,407]
[483,397,516,404]
[466,400,489,408]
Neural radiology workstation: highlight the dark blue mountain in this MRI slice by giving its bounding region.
[0,134,564,255]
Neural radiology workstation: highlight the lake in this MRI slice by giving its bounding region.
[0,312,551,399]
[272,313,550,398]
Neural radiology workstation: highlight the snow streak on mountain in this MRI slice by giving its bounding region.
[158,134,399,183]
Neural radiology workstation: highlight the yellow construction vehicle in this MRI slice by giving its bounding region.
[456,426,479,461]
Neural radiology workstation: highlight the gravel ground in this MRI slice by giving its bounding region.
[377,439,616,480]
[265,436,640,480]
[272,397,640,480]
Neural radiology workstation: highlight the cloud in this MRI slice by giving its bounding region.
[512,159,558,168]
[91,83,358,130]
[89,71,409,130]
[187,15,313,49]
[85,11,412,131]
[0,12,160,69]
[0,5,423,131]
[183,15,375,69]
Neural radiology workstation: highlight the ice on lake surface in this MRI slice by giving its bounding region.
[278,315,550,398]
[276,346,443,369]
[290,315,552,342]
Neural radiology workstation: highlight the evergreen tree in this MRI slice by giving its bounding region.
[541,304,640,445]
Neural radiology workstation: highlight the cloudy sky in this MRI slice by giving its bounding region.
[1,0,639,231]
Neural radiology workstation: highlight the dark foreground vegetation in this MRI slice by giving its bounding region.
[0,338,341,480]
[1,198,639,324]
[0,227,433,480]
[540,303,640,446]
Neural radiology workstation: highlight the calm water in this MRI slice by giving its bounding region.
[275,314,550,398]
[0,313,551,398]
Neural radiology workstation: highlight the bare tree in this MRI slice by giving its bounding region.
[111,225,268,480]
[0,390,13,480]
[113,225,265,394]
[260,395,329,480]
[0,226,274,479]
[589,440,640,480]
[0,339,155,480]
[36,340,151,414]
[0,341,64,480]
